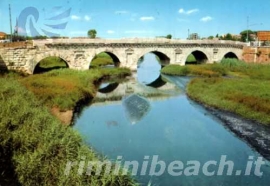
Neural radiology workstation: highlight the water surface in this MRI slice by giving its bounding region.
[74,54,270,185]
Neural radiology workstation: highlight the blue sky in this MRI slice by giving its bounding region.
[0,0,269,39]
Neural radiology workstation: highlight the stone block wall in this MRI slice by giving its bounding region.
[243,47,270,63]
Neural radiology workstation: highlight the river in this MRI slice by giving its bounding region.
[73,54,270,186]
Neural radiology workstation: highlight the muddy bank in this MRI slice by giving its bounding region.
[50,107,74,125]
[191,99,270,161]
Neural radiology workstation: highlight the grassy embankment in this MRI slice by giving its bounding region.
[20,68,131,111]
[0,77,136,186]
[161,59,270,125]
[0,58,135,185]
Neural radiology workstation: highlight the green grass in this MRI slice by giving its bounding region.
[186,54,197,64]
[38,57,68,68]
[162,59,270,125]
[187,78,270,125]
[90,52,114,68]
[0,78,136,185]
[34,57,68,73]
[20,68,131,111]
[161,63,227,77]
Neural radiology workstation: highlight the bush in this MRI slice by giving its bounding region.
[220,58,246,68]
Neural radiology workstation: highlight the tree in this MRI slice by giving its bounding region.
[208,36,214,40]
[215,34,219,38]
[166,34,172,39]
[219,35,224,40]
[240,30,255,42]
[224,33,233,41]
[87,29,97,38]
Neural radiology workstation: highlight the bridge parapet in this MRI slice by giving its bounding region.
[32,38,246,48]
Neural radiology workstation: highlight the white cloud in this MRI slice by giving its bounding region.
[84,15,91,21]
[140,16,155,21]
[179,8,184,14]
[107,30,115,34]
[186,9,199,15]
[115,10,129,14]
[71,15,81,20]
[178,8,199,15]
[200,16,213,22]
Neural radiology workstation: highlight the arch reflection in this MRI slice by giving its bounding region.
[98,82,119,94]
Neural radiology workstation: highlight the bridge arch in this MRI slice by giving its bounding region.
[33,56,69,74]
[89,51,121,68]
[0,55,8,73]
[98,82,119,93]
[137,50,170,67]
[223,52,239,59]
[136,50,170,87]
[185,50,209,64]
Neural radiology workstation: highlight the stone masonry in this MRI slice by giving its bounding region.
[0,38,245,74]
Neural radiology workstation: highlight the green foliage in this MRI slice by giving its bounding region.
[12,35,26,42]
[34,57,68,73]
[90,52,114,68]
[88,29,97,38]
[161,64,190,76]
[0,78,136,185]
[223,33,234,41]
[162,59,270,124]
[166,34,172,39]
[187,78,270,125]
[38,57,67,68]
[161,64,227,77]
[208,36,214,40]
[20,68,131,110]
[186,54,196,64]
[220,58,246,67]
[240,30,255,42]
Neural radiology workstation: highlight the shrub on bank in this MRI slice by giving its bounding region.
[0,78,136,185]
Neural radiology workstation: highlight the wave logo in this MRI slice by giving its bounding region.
[15,6,71,37]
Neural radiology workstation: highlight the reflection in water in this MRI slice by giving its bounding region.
[146,75,167,88]
[137,53,162,85]
[122,94,151,125]
[98,82,119,93]
[74,75,270,186]
[161,74,191,91]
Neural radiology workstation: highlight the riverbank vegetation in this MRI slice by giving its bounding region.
[90,52,114,68]
[34,56,68,74]
[20,68,131,111]
[161,59,270,125]
[0,77,136,185]
[0,52,136,185]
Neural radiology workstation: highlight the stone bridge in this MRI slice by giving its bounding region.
[0,38,245,74]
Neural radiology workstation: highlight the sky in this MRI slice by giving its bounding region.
[0,0,269,39]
